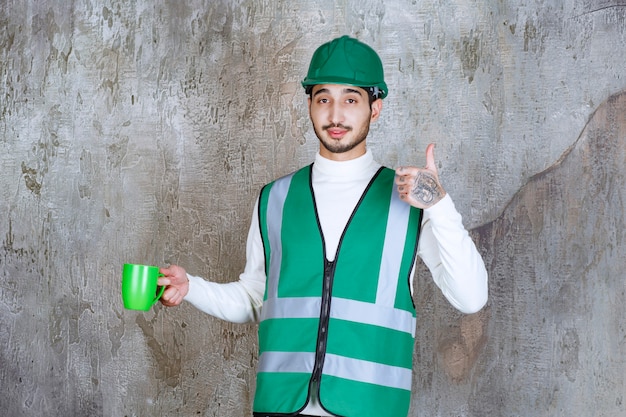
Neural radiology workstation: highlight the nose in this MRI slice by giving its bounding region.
[329,101,343,125]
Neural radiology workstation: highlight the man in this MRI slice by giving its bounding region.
[158,35,488,417]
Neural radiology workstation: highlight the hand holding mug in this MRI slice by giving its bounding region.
[157,264,189,307]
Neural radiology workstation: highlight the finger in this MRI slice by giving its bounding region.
[157,277,171,286]
[160,265,184,283]
[169,291,184,306]
[173,292,184,305]
[424,143,437,172]
[395,166,419,176]
[161,292,179,306]
[162,287,180,303]
[395,167,419,185]
[161,298,179,307]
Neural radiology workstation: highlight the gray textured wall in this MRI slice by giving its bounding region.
[1,1,625,416]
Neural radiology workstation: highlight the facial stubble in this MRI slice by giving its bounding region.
[313,119,371,155]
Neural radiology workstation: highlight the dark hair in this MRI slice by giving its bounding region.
[363,87,381,105]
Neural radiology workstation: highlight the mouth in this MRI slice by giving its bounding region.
[324,124,351,139]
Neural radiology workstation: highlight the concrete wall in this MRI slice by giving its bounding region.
[1,1,624,416]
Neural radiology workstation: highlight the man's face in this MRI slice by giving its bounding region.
[308,84,382,161]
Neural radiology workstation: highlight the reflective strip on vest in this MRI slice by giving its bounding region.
[262,171,295,303]
[262,296,415,337]
[258,351,315,374]
[258,351,412,391]
[377,184,412,308]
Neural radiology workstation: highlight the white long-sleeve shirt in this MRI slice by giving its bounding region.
[183,150,488,416]
[185,150,488,320]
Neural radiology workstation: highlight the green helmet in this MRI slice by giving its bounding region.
[301,35,388,99]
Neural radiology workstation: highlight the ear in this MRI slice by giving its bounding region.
[370,98,383,122]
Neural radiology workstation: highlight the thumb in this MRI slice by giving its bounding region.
[425,143,437,172]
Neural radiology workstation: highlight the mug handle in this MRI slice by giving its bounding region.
[152,273,166,306]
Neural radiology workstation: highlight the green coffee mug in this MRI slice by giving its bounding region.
[122,263,165,311]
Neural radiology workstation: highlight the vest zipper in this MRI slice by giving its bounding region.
[311,258,336,386]
[306,165,384,410]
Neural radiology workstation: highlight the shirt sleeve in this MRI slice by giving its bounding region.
[416,194,488,314]
[183,199,266,323]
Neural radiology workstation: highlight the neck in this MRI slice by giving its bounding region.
[318,145,367,161]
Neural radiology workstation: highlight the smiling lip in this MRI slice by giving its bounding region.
[327,128,347,139]
[325,125,351,139]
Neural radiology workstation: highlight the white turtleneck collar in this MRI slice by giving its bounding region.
[312,149,382,181]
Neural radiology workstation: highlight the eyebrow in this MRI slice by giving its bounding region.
[312,87,364,97]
